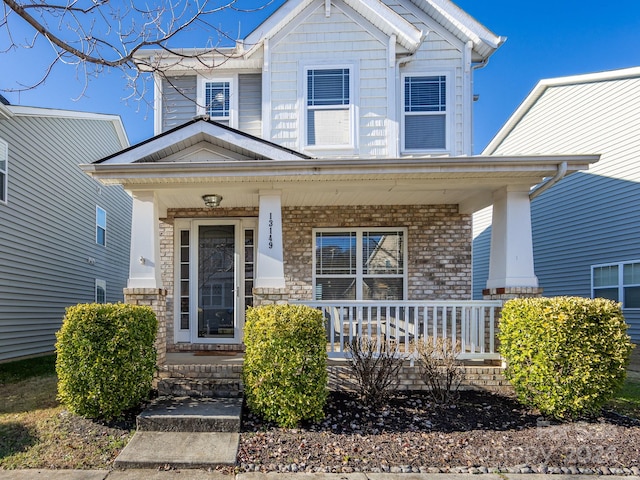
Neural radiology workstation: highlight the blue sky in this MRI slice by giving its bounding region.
[1,0,639,153]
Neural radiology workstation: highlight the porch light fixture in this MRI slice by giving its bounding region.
[202,194,223,208]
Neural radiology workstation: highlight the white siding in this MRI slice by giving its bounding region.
[473,75,640,342]
[269,3,390,157]
[161,76,197,132]
[0,114,131,361]
[383,0,466,155]
[238,73,263,137]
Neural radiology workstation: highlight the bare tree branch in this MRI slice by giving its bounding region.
[1,0,275,102]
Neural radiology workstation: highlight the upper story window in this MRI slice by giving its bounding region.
[314,229,406,301]
[592,261,640,309]
[197,76,236,127]
[96,206,106,246]
[205,81,230,123]
[403,75,447,152]
[0,138,7,203]
[306,67,352,147]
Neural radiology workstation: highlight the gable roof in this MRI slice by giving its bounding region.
[484,67,640,155]
[243,0,424,55]
[95,116,312,165]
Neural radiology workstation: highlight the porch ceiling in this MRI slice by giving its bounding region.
[82,154,599,214]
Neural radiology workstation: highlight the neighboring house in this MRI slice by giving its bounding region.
[0,99,132,362]
[83,0,597,367]
[473,67,640,343]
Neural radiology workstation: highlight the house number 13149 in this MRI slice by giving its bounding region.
[268,213,273,249]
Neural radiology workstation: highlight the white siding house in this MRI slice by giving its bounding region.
[0,101,131,361]
[84,0,597,364]
[473,67,640,343]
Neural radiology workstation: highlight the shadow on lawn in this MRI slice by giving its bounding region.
[0,422,37,460]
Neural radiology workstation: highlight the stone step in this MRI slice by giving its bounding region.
[114,431,239,469]
[137,397,243,432]
[157,378,243,398]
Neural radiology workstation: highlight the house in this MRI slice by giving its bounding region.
[82,0,598,387]
[0,99,132,362]
[473,67,640,344]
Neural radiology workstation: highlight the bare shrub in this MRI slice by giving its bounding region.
[346,337,405,408]
[414,336,463,405]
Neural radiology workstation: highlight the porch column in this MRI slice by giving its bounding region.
[127,191,162,289]
[485,186,540,292]
[255,191,286,290]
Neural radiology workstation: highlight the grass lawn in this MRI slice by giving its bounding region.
[0,355,639,470]
[0,354,135,469]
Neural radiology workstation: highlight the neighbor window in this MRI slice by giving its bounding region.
[95,279,106,303]
[314,229,405,300]
[205,81,231,123]
[96,206,106,246]
[592,261,640,308]
[403,75,447,151]
[0,138,7,203]
[306,68,351,147]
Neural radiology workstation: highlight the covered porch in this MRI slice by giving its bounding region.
[81,119,599,376]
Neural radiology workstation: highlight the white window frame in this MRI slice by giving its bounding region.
[96,206,106,247]
[592,260,640,310]
[95,279,106,303]
[401,72,451,154]
[302,64,357,151]
[313,227,408,301]
[197,75,238,128]
[0,138,7,204]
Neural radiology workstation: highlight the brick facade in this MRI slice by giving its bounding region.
[123,288,168,367]
[159,205,471,351]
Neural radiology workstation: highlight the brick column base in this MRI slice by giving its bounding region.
[253,287,289,306]
[123,288,168,367]
[482,287,543,301]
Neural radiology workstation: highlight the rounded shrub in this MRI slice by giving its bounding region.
[499,296,633,419]
[56,303,158,420]
[243,303,328,427]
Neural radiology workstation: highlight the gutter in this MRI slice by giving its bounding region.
[529,161,567,200]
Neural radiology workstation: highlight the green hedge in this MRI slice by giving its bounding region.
[499,296,633,419]
[243,304,328,427]
[56,303,158,420]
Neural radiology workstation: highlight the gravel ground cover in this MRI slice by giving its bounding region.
[238,390,640,475]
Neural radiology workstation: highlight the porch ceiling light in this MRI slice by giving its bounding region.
[202,194,223,208]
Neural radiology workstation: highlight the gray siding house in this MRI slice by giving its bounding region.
[0,100,132,361]
[473,67,640,343]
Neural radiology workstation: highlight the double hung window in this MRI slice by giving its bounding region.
[403,75,447,151]
[314,229,405,300]
[96,206,106,246]
[592,261,640,308]
[306,68,351,147]
[204,81,231,124]
[95,279,106,303]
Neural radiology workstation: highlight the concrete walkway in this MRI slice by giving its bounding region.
[0,472,638,480]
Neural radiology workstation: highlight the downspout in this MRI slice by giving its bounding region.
[529,161,567,200]
[395,31,429,156]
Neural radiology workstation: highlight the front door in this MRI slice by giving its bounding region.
[196,224,237,340]
[174,219,255,345]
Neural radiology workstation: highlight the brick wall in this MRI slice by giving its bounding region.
[160,205,471,350]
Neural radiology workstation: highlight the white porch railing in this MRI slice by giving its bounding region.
[299,301,503,360]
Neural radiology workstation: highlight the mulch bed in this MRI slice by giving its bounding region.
[238,390,640,475]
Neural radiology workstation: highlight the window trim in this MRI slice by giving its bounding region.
[96,205,106,247]
[591,260,640,310]
[197,75,238,127]
[401,72,451,154]
[0,138,7,204]
[312,227,408,301]
[95,279,106,303]
[302,63,357,151]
